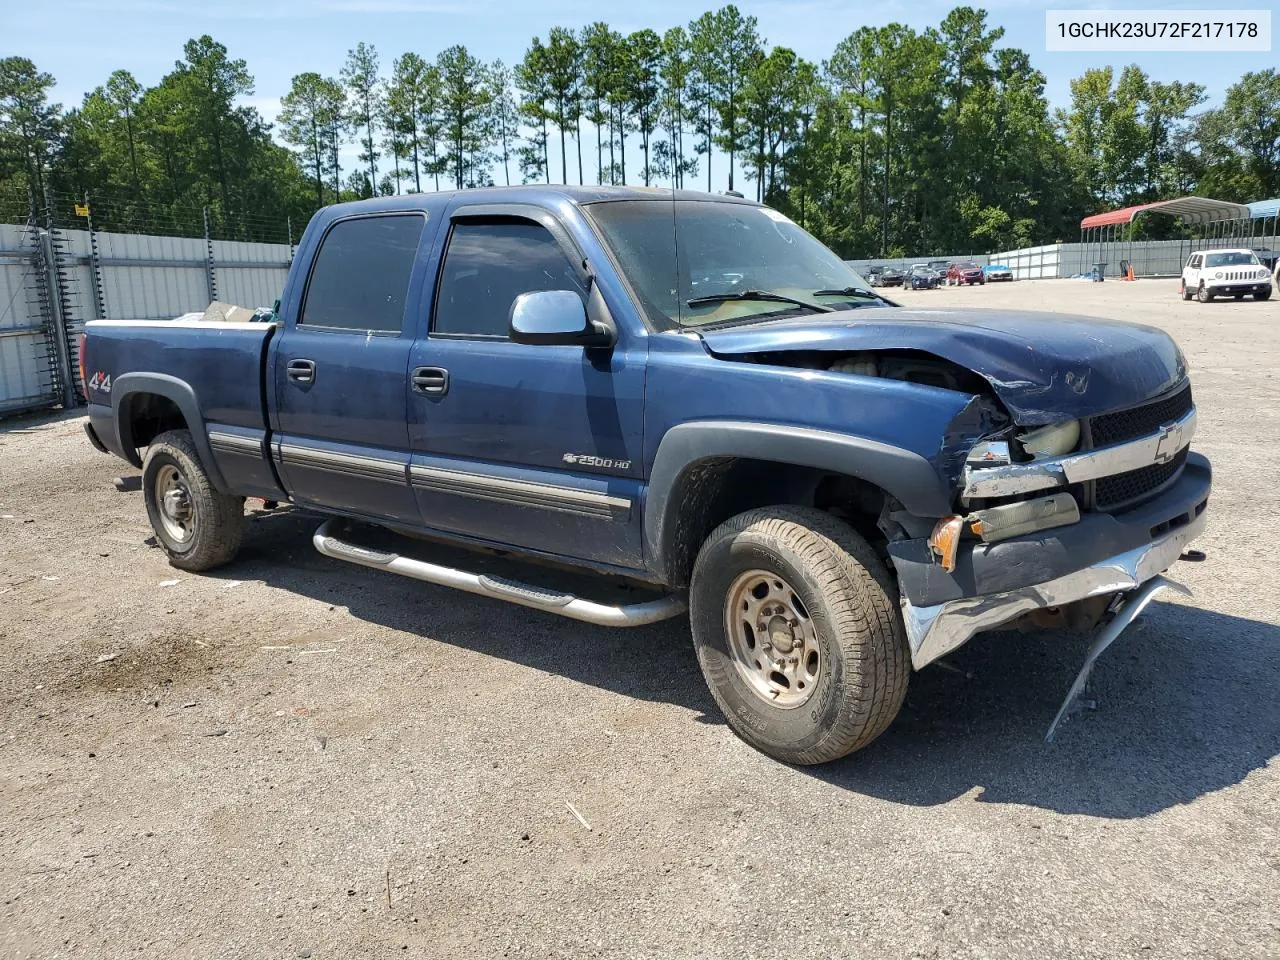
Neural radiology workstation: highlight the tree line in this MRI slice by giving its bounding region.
[2,5,1278,255]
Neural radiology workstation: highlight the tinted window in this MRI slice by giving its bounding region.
[1204,251,1258,268]
[300,215,425,332]
[433,220,586,337]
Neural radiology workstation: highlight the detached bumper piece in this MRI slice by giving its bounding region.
[1043,574,1190,742]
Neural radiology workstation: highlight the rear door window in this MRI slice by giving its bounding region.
[300,214,425,333]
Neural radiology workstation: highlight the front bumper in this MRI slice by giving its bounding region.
[1207,281,1271,296]
[892,452,1210,669]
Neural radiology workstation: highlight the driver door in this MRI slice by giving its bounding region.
[406,204,647,570]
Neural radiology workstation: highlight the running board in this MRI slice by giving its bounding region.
[1045,574,1190,742]
[312,519,686,627]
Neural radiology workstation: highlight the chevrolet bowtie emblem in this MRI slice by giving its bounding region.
[1153,421,1184,464]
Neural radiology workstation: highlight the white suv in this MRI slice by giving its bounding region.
[1181,248,1273,302]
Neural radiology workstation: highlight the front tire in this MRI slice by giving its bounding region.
[1198,282,1212,303]
[142,429,244,572]
[1255,288,1271,301]
[689,507,909,765]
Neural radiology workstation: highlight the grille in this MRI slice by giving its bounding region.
[1095,447,1187,511]
[1089,384,1192,448]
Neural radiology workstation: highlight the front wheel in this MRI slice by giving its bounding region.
[142,430,244,571]
[1257,287,1272,301]
[1198,282,1213,303]
[689,507,909,765]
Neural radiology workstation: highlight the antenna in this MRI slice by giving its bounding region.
[672,169,682,327]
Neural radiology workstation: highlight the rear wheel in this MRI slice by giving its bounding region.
[1180,280,1193,301]
[1198,282,1213,303]
[690,506,909,765]
[143,430,244,571]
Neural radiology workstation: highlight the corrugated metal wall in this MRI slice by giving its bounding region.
[0,224,57,414]
[1,223,292,416]
[210,238,291,310]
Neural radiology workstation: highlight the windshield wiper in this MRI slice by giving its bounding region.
[686,290,835,313]
[812,286,891,303]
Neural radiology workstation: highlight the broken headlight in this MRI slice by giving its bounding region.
[1016,420,1081,458]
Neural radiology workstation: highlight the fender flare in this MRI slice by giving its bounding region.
[643,421,953,584]
[110,372,230,492]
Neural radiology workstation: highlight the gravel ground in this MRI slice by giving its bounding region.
[1,278,1277,959]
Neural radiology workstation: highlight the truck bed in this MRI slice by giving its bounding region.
[83,318,283,500]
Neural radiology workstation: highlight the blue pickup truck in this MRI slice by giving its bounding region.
[82,187,1210,763]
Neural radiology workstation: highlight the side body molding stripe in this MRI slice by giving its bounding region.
[275,441,407,484]
[410,464,632,519]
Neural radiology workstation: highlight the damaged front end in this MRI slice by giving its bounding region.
[903,380,1209,738]
[700,311,1210,737]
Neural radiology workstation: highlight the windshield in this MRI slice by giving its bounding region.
[585,199,877,329]
[1204,251,1259,268]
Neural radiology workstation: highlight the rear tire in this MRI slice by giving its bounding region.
[1180,280,1193,301]
[689,506,909,765]
[142,429,244,572]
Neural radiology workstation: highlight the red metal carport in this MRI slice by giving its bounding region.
[1079,197,1252,277]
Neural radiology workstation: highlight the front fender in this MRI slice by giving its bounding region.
[110,372,229,493]
[643,421,955,585]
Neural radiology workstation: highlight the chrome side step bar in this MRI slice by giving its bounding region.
[312,519,687,627]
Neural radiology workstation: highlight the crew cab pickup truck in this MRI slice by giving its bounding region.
[82,187,1211,764]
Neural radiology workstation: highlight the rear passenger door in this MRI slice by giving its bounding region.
[406,206,647,570]
[271,212,430,523]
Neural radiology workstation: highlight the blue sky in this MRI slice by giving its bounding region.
[4,0,1276,192]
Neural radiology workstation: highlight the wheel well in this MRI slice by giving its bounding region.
[661,457,890,588]
[121,393,188,452]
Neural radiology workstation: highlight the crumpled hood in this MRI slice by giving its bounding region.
[697,307,1187,425]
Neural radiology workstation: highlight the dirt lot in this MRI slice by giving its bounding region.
[1,278,1277,959]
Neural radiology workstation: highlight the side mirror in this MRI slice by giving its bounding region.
[509,290,613,347]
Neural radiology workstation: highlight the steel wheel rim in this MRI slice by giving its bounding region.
[155,463,195,545]
[722,569,821,709]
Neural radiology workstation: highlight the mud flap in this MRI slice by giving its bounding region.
[1045,574,1191,742]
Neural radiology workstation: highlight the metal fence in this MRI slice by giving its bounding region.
[0,189,293,418]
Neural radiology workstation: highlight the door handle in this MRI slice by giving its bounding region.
[412,366,449,396]
[287,358,316,384]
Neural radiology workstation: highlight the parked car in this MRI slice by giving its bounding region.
[864,266,884,287]
[82,186,1210,764]
[908,264,941,289]
[927,259,951,276]
[878,266,905,287]
[983,263,1014,282]
[947,261,985,286]
[1180,248,1273,302]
